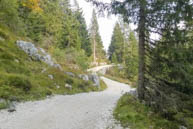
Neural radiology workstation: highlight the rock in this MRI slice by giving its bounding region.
[56,85,60,89]
[88,74,100,87]
[14,59,19,63]
[8,102,16,112]
[10,96,18,102]
[53,64,63,71]
[41,68,47,73]
[0,99,6,103]
[48,75,54,80]
[65,72,75,77]
[16,40,38,57]
[16,40,62,70]
[179,126,187,129]
[65,84,72,90]
[78,74,89,81]
[128,89,138,98]
[0,36,5,41]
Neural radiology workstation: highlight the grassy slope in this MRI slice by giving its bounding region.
[0,26,106,109]
[114,94,179,129]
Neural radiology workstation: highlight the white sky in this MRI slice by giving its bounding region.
[71,0,118,51]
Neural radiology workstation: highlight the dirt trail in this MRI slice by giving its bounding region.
[0,77,133,129]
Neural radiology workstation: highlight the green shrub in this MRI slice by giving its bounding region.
[7,75,32,92]
[0,100,9,109]
[0,29,9,39]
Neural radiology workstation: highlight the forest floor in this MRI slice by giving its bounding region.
[0,77,133,129]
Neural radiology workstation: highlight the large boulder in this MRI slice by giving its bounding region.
[88,74,100,88]
[16,40,62,70]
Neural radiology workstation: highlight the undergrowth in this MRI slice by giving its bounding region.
[114,94,180,129]
[0,25,99,106]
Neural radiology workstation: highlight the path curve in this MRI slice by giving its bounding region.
[87,65,115,73]
[0,77,133,129]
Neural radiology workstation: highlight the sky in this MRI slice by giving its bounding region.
[71,0,118,51]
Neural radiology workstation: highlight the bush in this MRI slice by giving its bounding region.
[0,100,9,109]
[7,75,32,92]
[53,47,90,70]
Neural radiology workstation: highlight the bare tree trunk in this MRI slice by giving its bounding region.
[137,1,146,100]
[93,37,96,64]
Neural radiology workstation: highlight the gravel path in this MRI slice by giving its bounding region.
[0,77,133,129]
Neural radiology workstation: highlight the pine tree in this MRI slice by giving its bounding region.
[89,10,106,64]
[108,23,125,63]
[73,1,92,56]
[125,31,138,82]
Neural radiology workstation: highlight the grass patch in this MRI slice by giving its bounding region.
[114,94,179,129]
[99,79,108,91]
[0,100,9,110]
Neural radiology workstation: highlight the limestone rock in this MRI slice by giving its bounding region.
[8,102,16,112]
[48,75,54,80]
[78,74,89,81]
[65,72,75,77]
[88,74,100,88]
[65,84,72,90]
[179,126,187,129]
[16,40,62,70]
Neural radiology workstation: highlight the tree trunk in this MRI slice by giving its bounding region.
[137,1,146,100]
[93,37,96,64]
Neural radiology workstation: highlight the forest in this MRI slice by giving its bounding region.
[0,0,193,129]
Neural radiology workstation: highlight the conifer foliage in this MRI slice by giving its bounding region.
[89,10,106,63]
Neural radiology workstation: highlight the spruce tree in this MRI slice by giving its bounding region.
[89,9,106,63]
[108,23,125,63]
[73,0,92,56]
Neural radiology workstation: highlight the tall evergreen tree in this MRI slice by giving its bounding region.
[125,31,138,82]
[108,23,125,63]
[73,0,92,56]
[89,9,106,63]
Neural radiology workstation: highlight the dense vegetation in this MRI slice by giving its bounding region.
[107,21,138,85]
[89,0,193,128]
[0,0,107,109]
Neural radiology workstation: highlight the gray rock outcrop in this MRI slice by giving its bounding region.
[16,40,62,70]
[78,74,89,81]
[48,75,54,80]
[8,102,16,112]
[179,126,187,129]
[65,72,75,77]
[65,84,72,90]
[88,74,100,88]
